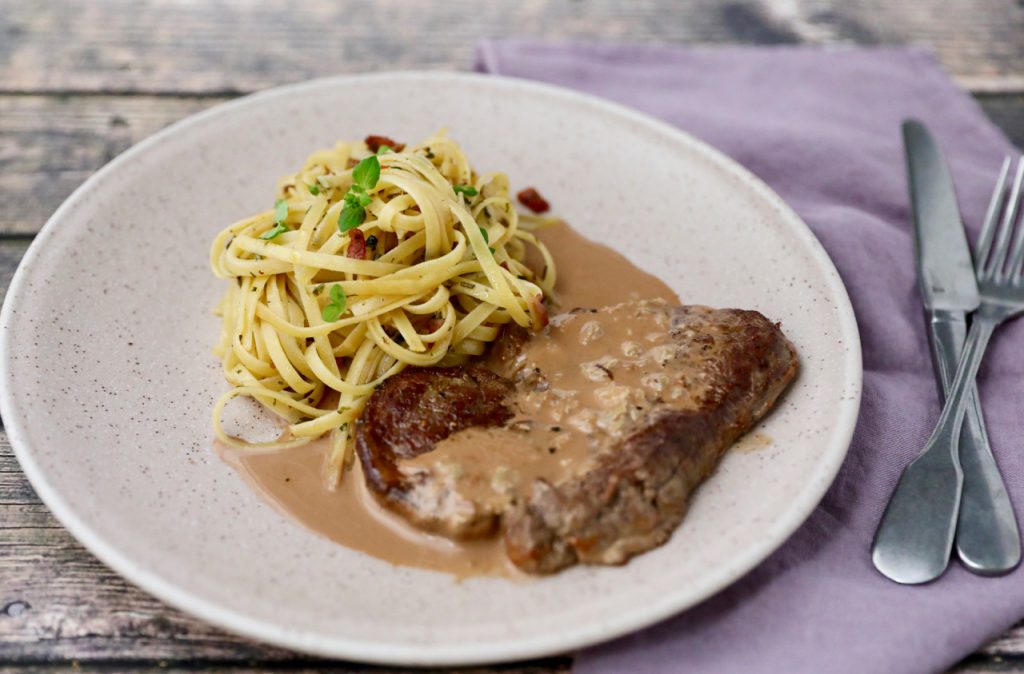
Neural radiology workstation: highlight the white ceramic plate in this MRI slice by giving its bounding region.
[0,72,861,665]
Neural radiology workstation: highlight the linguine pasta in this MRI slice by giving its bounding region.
[210,132,556,487]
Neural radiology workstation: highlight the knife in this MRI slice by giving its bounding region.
[873,120,1020,583]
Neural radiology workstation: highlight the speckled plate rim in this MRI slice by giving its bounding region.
[0,71,862,665]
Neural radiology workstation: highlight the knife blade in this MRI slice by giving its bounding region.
[905,119,1019,576]
[905,120,979,313]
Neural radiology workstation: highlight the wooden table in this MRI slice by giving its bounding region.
[2,2,1023,672]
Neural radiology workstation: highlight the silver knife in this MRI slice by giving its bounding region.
[873,120,1019,583]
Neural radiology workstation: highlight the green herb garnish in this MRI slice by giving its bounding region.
[312,283,325,296]
[307,183,320,195]
[453,185,478,197]
[376,145,392,155]
[348,191,372,208]
[259,224,288,240]
[321,284,347,322]
[477,226,496,254]
[338,156,381,233]
[352,155,380,192]
[274,198,289,223]
[261,198,291,240]
[338,206,363,233]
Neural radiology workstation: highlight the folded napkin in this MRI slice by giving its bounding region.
[477,42,1024,674]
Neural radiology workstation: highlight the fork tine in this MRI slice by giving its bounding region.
[982,159,1024,281]
[1008,159,1024,282]
[976,157,1012,276]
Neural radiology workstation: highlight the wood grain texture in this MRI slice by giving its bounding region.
[0,95,224,235]
[1,93,1021,236]
[0,668,568,674]
[0,0,1022,96]
[979,629,1024,659]
[952,660,1024,674]
[0,241,30,305]
[977,94,1024,151]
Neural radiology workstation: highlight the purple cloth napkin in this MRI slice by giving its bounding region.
[477,42,1024,674]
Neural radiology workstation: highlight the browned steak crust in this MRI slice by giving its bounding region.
[354,303,797,572]
[503,306,797,573]
[355,366,514,537]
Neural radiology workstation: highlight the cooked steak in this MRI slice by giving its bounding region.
[504,305,798,572]
[354,300,797,573]
[355,366,514,538]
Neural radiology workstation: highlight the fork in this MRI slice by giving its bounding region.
[873,157,1024,584]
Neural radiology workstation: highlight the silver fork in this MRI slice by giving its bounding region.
[873,157,1024,584]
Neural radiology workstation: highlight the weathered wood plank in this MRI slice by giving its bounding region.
[0,663,568,674]
[0,0,1021,96]
[0,96,224,235]
[0,663,569,667]
[951,659,1024,673]
[1,92,1022,237]
[977,94,1024,152]
[0,240,30,306]
[980,627,1024,658]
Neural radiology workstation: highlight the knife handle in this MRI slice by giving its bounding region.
[928,310,1021,574]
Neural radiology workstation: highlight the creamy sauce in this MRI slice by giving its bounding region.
[219,221,681,577]
[218,438,514,578]
[405,301,700,511]
[532,220,678,310]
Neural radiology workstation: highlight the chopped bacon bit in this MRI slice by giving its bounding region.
[424,317,445,333]
[346,157,359,169]
[517,187,550,213]
[531,294,549,330]
[500,261,510,271]
[346,229,367,260]
[365,135,405,153]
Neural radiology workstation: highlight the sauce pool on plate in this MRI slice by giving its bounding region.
[218,438,513,577]
[528,221,677,310]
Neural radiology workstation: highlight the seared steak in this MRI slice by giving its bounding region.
[355,300,797,573]
[505,305,797,572]
[356,366,513,538]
